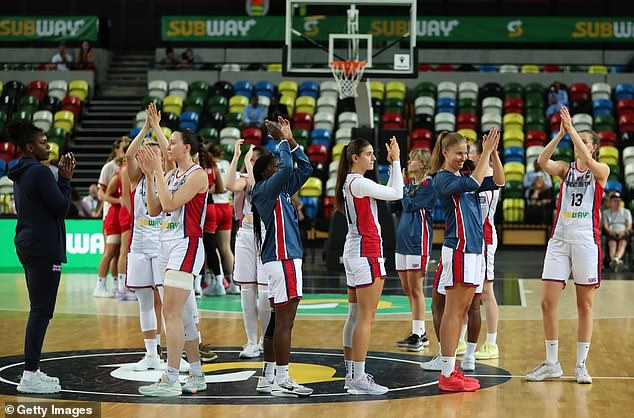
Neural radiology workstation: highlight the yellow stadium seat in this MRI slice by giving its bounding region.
[332,143,345,161]
[279,81,298,99]
[503,198,525,222]
[280,95,295,115]
[504,161,526,182]
[300,177,323,197]
[68,80,89,101]
[503,113,524,131]
[163,95,183,116]
[370,81,385,100]
[520,65,540,74]
[599,146,619,166]
[152,126,172,139]
[267,63,282,72]
[48,142,59,161]
[588,65,608,74]
[53,110,74,133]
[295,96,316,115]
[385,81,407,100]
[0,81,3,96]
[503,129,525,148]
[229,95,249,113]
[458,128,477,141]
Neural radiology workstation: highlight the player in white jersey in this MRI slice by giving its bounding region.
[334,137,403,395]
[122,108,174,372]
[526,107,609,384]
[136,124,209,397]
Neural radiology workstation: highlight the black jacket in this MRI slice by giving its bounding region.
[8,156,71,262]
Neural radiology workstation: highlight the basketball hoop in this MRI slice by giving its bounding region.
[329,60,367,99]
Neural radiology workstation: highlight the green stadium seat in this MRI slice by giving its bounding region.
[142,96,162,110]
[207,95,228,115]
[415,82,436,98]
[183,96,204,114]
[198,127,219,141]
[224,112,243,128]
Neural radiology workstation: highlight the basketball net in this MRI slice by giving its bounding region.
[329,60,367,99]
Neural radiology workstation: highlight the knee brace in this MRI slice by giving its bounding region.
[164,269,194,290]
[342,303,358,348]
[136,287,157,332]
[264,310,275,339]
[183,291,199,341]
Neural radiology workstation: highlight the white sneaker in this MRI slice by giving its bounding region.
[181,374,207,394]
[239,343,261,359]
[256,376,273,393]
[93,282,114,298]
[461,355,476,372]
[17,372,61,394]
[271,378,313,397]
[258,337,264,352]
[226,281,241,295]
[347,374,388,395]
[179,358,190,373]
[36,370,59,384]
[344,375,352,391]
[133,355,162,371]
[575,365,593,384]
[421,355,443,371]
[214,278,226,296]
[138,374,182,397]
[526,361,563,381]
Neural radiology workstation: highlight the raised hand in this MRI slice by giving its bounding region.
[385,141,393,164]
[482,127,500,154]
[264,119,284,140]
[233,138,245,160]
[278,116,293,140]
[147,102,161,128]
[58,152,76,179]
[560,106,573,132]
[389,136,400,163]
[245,144,255,164]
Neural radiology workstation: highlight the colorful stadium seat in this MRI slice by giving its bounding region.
[229,95,249,113]
[61,96,81,119]
[53,110,74,133]
[279,81,299,99]
[299,81,320,99]
[189,81,210,99]
[370,81,385,100]
[313,111,335,132]
[437,81,457,99]
[293,112,314,131]
[414,96,435,116]
[148,80,168,100]
[503,198,525,222]
[310,129,332,148]
[68,80,89,101]
[163,96,183,116]
[386,81,407,100]
[234,80,254,99]
[33,110,53,132]
[47,80,68,101]
[179,111,199,132]
[382,112,403,129]
[434,112,456,132]
[295,96,316,115]
[255,81,275,99]
[241,127,263,145]
[168,80,188,99]
[338,112,358,130]
[27,80,48,101]
[183,95,204,114]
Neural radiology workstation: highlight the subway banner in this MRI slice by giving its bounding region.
[162,16,634,43]
[0,219,104,272]
[0,16,98,42]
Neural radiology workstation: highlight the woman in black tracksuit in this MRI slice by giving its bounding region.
[7,121,76,394]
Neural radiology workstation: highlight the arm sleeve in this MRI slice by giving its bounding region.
[37,166,71,218]
[258,140,294,198]
[478,176,501,192]
[350,173,404,201]
[285,145,313,196]
[435,171,480,196]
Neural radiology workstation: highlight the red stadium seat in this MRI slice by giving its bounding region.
[504,98,524,114]
[61,96,81,119]
[322,196,335,219]
[619,112,634,133]
[381,112,403,129]
[410,128,433,150]
[435,64,454,72]
[306,144,328,165]
[525,130,547,147]
[617,99,634,118]
[549,112,561,132]
[27,80,48,101]
[292,112,313,131]
[542,65,561,73]
[569,83,590,102]
[418,63,432,72]
[0,142,16,163]
[456,113,478,130]
[241,127,263,145]
[598,131,617,147]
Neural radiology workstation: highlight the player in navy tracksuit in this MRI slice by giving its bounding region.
[426,129,504,392]
[8,121,76,394]
[251,117,313,397]
[388,148,435,351]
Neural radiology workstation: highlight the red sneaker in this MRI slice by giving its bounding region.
[438,371,480,392]
[454,364,479,386]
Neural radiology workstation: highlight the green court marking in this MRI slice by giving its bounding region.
[197,293,432,315]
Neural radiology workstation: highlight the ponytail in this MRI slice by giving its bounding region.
[429,131,466,174]
[334,138,372,213]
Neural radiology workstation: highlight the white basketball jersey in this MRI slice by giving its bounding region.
[551,162,603,244]
[479,189,500,244]
[161,164,207,241]
[342,173,383,258]
[129,176,161,255]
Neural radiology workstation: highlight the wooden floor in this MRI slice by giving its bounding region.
[1,271,633,418]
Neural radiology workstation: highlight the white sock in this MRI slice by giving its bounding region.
[459,324,468,341]
[465,342,477,358]
[352,361,365,380]
[156,335,161,346]
[189,360,203,377]
[412,320,425,336]
[486,333,497,344]
[215,275,224,287]
[22,370,36,379]
[275,364,289,382]
[345,360,353,378]
[545,340,559,364]
[97,276,106,285]
[440,356,455,378]
[257,287,271,340]
[198,331,202,344]
[263,361,275,382]
[144,338,157,358]
[240,286,259,345]
[118,274,127,292]
[166,367,179,383]
[576,342,590,367]
[194,274,202,291]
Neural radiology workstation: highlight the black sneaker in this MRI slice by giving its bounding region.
[399,333,430,352]
[199,343,219,363]
[396,334,414,347]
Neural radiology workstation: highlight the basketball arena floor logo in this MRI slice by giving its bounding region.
[0,348,511,404]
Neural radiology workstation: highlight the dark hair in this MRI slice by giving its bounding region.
[578,129,600,160]
[7,121,44,151]
[469,138,484,155]
[429,131,466,174]
[240,146,268,173]
[251,152,278,251]
[178,129,202,156]
[334,138,372,213]
[207,143,223,159]
[107,136,130,161]
[199,142,215,169]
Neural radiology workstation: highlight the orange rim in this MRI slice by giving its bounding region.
[329,60,367,76]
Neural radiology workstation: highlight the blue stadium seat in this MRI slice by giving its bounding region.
[377,164,389,184]
[255,81,275,99]
[129,127,142,138]
[615,83,634,101]
[299,81,320,99]
[592,99,613,117]
[179,111,200,132]
[310,128,332,148]
[234,80,254,99]
[0,160,6,177]
[605,180,623,194]
[436,97,456,114]
[504,147,525,164]
[479,64,497,72]
[300,196,320,220]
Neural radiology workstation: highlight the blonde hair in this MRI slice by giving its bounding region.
[429,131,466,174]
[409,148,432,177]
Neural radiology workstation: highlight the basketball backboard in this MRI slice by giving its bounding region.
[283,0,418,79]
